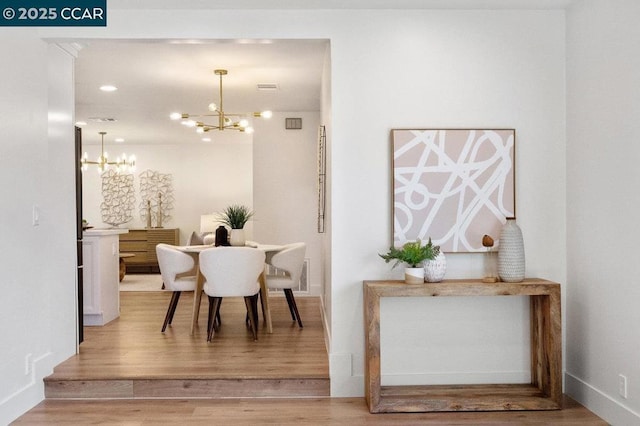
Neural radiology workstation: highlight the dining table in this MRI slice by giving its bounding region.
[174,242,284,336]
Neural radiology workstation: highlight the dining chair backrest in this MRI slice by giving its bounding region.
[269,242,306,286]
[199,247,265,297]
[156,243,196,292]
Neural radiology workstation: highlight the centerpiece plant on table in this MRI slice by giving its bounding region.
[218,204,254,246]
[379,238,440,284]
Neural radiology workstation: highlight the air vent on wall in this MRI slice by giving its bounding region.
[285,117,302,130]
[257,83,278,91]
[88,117,118,123]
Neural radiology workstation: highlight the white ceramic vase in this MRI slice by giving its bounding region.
[229,228,246,246]
[404,267,425,284]
[497,218,525,282]
[424,252,447,282]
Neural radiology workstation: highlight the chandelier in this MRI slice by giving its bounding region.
[80,131,136,173]
[170,69,272,135]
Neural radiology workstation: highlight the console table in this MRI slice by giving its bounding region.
[119,228,179,273]
[363,278,562,413]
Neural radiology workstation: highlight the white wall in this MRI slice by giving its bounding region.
[2,6,569,423]
[253,111,323,296]
[0,40,77,422]
[81,138,253,244]
[321,45,333,346]
[566,1,640,424]
[327,10,566,395]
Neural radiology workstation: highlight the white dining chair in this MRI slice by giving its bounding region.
[199,247,266,342]
[156,243,198,332]
[264,242,306,328]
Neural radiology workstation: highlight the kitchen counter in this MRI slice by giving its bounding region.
[82,228,128,326]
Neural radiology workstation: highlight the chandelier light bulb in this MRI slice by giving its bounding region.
[261,110,272,119]
[170,112,182,120]
[239,119,249,128]
[245,127,254,134]
[208,103,217,112]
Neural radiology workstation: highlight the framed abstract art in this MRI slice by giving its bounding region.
[391,129,515,253]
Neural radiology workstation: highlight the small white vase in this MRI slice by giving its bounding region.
[229,228,246,246]
[404,267,425,284]
[424,252,447,282]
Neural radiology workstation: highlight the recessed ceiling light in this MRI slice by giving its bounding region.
[114,138,125,143]
[100,85,118,92]
[75,121,87,126]
[202,137,211,142]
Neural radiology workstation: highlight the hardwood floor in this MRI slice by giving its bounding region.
[45,290,329,398]
[14,288,607,424]
[14,396,608,425]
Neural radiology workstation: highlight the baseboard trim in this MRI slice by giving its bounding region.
[565,372,640,425]
[0,351,53,425]
[381,370,530,386]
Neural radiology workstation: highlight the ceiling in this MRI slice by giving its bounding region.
[75,0,576,147]
[74,39,328,146]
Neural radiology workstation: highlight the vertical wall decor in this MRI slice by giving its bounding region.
[317,125,327,233]
[139,169,174,228]
[392,129,515,253]
[100,169,135,227]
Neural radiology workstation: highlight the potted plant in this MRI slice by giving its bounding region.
[379,238,440,284]
[218,204,254,246]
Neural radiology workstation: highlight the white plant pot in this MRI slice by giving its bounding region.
[404,267,425,284]
[229,228,246,246]
[424,252,447,282]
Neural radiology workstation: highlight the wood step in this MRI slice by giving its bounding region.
[45,290,329,400]
[44,377,330,399]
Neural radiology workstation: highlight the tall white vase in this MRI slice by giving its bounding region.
[497,218,525,282]
[230,228,246,246]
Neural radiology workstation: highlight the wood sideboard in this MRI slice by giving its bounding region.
[363,278,562,413]
[119,228,179,273]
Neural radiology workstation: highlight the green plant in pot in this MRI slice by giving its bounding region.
[218,204,254,246]
[379,238,440,284]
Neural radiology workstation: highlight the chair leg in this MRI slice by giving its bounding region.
[284,289,303,328]
[284,291,296,321]
[259,288,267,323]
[244,289,267,327]
[207,296,214,334]
[162,291,181,332]
[207,297,222,342]
[244,295,259,341]
[168,291,182,324]
[215,308,222,330]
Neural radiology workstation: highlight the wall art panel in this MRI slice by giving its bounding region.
[392,129,515,252]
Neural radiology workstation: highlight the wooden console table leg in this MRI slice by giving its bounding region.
[364,285,382,412]
[530,290,562,408]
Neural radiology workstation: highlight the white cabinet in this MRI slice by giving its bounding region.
[82,229,128,326]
